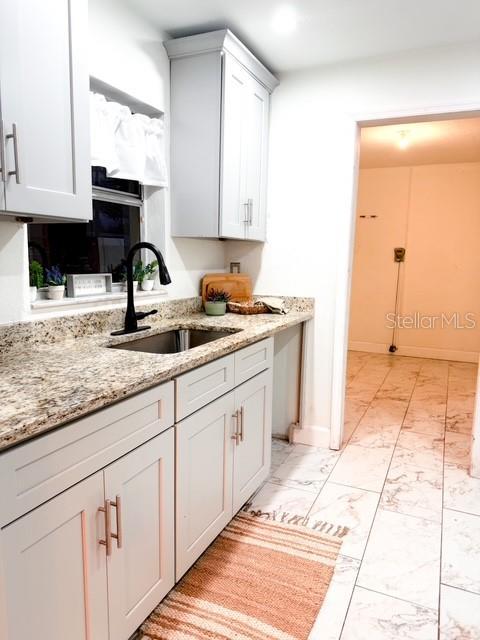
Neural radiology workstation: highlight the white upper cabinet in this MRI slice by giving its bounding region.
[0,0,91,221]
[165,30,278,241]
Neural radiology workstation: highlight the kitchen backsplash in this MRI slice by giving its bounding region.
[0,296,314,354]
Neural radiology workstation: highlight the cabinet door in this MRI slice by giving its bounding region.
[0,0,91,220]
[244,77,270,241]
[104,429,175,640]
[219,53,249,239]
[0,472,108,640]
[233,369,273,513]
[176,392,235,579]
[0,106,5,210]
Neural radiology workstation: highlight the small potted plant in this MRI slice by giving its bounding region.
[204,288,231,316]
[45,265,66,300]
[139,260,159,291]
[29,260,44,302]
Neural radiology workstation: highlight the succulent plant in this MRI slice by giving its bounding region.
[45,265,66,287]
[206,288,231,303]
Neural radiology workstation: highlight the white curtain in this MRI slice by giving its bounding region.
[89,92,167,187]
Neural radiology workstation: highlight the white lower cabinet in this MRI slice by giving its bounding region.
[0,339,275,639]
[0,429,175,640]
[175,392,235,580]
[1,472,109,640]
[105,429,175,640]
[232,369,272,513]
[176,368,273,578]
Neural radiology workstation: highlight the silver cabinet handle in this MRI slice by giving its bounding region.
[0,120,5,183]
[243,201,249,224]
[99,499,113,556]
[248,199,253,226]
[239,406,244,442]
[231,410,240,444]
[111,495,123,549]
[6,123,20,184]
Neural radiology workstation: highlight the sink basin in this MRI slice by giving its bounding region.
[110,328,239,354]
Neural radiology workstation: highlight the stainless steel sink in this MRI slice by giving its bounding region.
[110,328,239,354]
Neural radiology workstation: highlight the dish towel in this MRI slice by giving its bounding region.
[256,297,289,314]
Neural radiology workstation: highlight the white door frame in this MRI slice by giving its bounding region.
[330,101,480,459]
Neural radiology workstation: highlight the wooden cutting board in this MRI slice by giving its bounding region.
[201,273,252,303]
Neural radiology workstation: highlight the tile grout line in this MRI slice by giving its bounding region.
[303,356,394,516]
[335,354,423,638]
[354,584,439,614]
[345,353,372,390]
[343,357,399,447]
[437,360,450,640]
[439,581,480,598]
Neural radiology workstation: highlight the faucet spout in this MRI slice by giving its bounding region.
[112,242,171,336]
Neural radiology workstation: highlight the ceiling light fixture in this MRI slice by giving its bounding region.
[271,5,298,35]
[398,130,410,150]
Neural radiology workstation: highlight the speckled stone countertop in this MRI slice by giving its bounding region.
[0,297,313,452]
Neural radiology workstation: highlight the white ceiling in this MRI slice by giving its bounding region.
[124,0,480,72]
[360,117,480,168]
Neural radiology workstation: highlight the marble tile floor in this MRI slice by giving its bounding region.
[253,352,480,640]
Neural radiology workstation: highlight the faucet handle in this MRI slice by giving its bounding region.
[135,309,158,321]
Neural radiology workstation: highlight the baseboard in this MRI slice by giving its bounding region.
[349,341,390,355]
[289,423,331,449]
[349,341,478,363]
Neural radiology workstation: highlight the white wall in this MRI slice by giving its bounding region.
[89,0,169,111]
[226,40,480,442]
[0,222,29,324]
[89,0,226,301]
[350,163,480,362]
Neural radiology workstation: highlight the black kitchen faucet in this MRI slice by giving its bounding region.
[111,242,171,336]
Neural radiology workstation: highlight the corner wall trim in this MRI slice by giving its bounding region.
[290,424,332,449]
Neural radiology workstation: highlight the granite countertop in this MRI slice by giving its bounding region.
[0,304,312,452]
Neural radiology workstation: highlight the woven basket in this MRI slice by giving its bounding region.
[227,301,269,315]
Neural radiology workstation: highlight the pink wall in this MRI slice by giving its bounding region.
[350,163,480,362]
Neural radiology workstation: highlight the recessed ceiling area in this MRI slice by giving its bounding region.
[360,117,480,168]
[124,0,480,73]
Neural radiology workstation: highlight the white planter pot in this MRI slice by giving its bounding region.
[47,285,65,300]
[140,280,154,291]
[29,286,37,303]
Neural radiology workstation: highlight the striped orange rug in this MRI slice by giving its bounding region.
[141,508,347,640]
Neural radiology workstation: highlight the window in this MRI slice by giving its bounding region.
[28,168,142,284]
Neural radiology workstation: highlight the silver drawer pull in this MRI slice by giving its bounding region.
[239,405,244,442]
[231,410,240,444]
[6,123,20,184]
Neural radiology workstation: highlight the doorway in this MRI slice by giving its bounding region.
[339,113,480,466]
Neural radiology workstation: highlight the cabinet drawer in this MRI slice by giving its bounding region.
[175,354,234,420]
[0,382,174,527]
[234,337,273,385]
